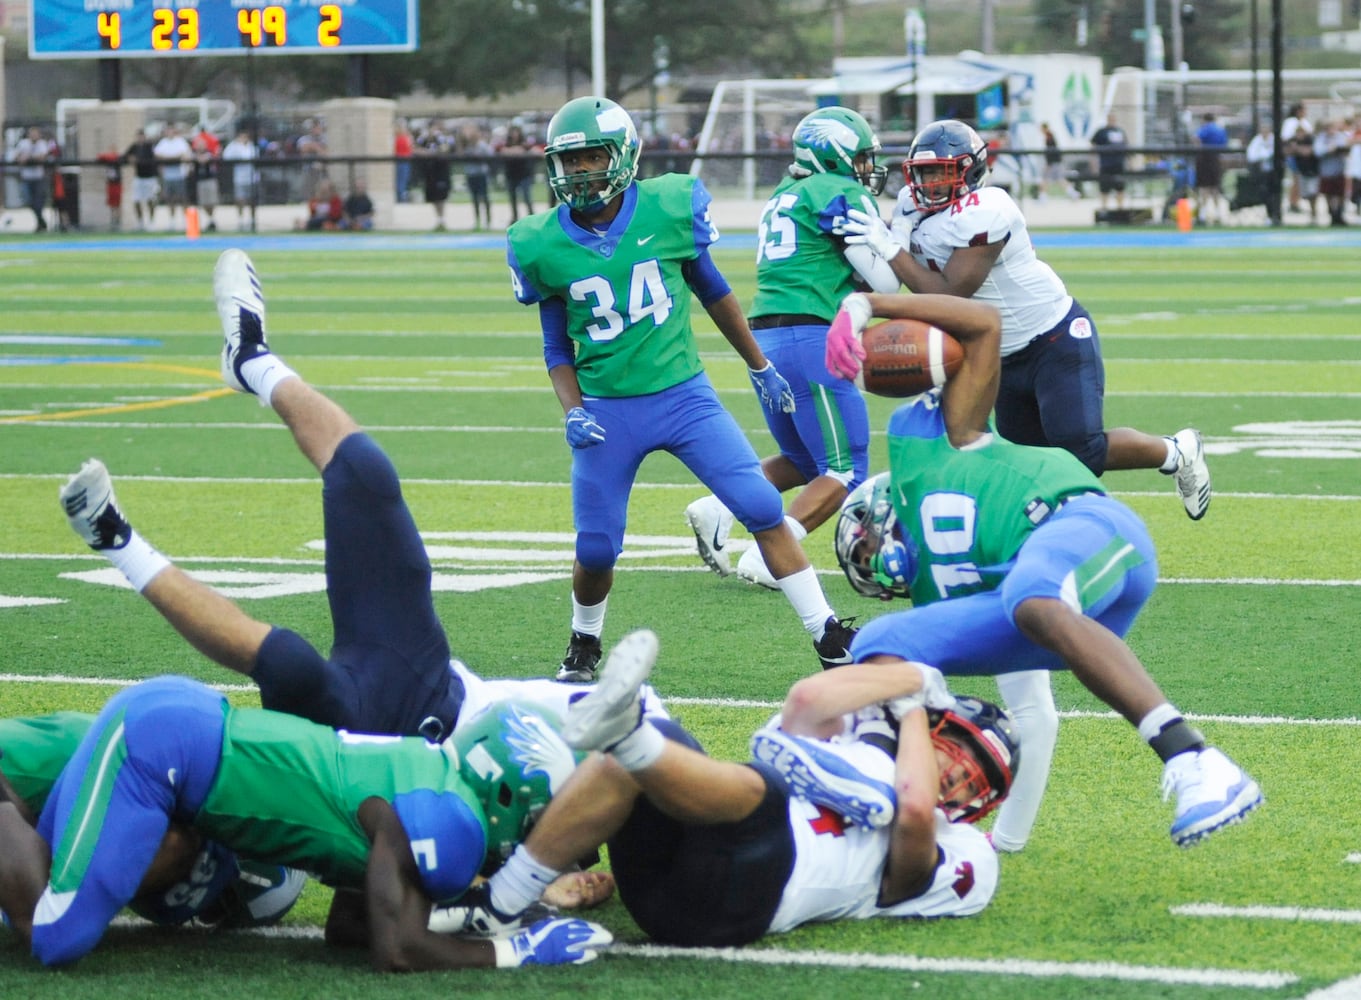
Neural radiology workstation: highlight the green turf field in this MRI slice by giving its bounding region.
[1,239,1359,999]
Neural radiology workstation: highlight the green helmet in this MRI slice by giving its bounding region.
[791,106,888,195]
[544,96,641,212]
[451,699,581,874]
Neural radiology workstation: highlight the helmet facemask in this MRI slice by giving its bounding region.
[907,159,968,212]
[547,142,633,214]
[927,698,1021,823]
[544,98,641,214]
[835,473,915,600]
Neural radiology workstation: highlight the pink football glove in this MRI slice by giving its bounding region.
[826,293,872,380]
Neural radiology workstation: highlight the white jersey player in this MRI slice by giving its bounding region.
[470,634,1014,946]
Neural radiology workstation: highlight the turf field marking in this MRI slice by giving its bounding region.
[1303,975,1361,1000]
[1172,903,1361,924]
[98,916,1298,988]
[0,595,64,607]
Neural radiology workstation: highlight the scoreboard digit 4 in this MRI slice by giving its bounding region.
[30,0,419,58]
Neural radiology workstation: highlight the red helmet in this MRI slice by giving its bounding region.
[904,119,991,213]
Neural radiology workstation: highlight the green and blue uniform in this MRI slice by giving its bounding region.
[748,172,874,488]
[507,175,785,566]
[32,676,488,966]
[852,389,1159,674]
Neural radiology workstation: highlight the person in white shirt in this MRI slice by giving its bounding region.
[153,123,193,225]
[8,127,54,232]
[221,131,259,232]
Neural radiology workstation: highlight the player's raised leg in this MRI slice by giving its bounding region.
[60,458,270,674]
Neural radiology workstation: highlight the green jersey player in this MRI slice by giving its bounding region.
[9,677,607,971]
[507,96,856,682]
[687,107,898,589]
[824,290,1262,849]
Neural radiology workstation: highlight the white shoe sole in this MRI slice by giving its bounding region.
[561,629,659,750]
[1171,778,1263,847]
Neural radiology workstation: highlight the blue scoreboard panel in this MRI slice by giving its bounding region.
[29,0,419,58]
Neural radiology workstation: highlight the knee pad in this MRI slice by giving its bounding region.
[575,531,619,573]
[326,433,401,499]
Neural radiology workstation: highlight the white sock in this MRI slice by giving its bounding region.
[776,565,834,635]
[239,354,299,407]
[1136,703,1182,743]
[784,515,808,541]
[570,595,607,637]
[487,846,560,916]
[1159,437,1180,473]
[106,530,171,593]
[610,721,666,771]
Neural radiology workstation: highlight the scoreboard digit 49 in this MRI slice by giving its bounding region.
[29,0,419,58]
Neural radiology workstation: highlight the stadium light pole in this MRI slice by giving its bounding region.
[592,0,606,97]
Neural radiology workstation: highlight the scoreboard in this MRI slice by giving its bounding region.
[29,0,419,58]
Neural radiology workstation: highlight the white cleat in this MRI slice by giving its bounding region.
[1163,747,1263,847]
[685,495,734,577]
[60,459,131,550]
[561,630,659,752]
[1168,428,1211,520]
[735,544,779,590]
[214,249,270,394]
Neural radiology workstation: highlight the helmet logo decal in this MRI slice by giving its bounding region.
[596,105,636,139]
[504,709,576,794]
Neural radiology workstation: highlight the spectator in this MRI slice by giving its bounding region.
[222,129,258,232]
[393,118,414,203]
[1194,112,1229,225]
[296,178,343,231]
[500,123,537,222]
[1089,113,1128,210]
[1347,120,1361,220]
[191,130,221,233]
[417,122,453,231]
[1240,120,1278,221]
[1281,102,1311,216]
[153,123,193,227]
[341,178,375,231]
[460,124,494,230]
[1039,122,1066,200]
[1315,119,1350,227]
[9,126,55,232]
[96,144,123,231]
[295,119,328,202]
[123,128,160,231]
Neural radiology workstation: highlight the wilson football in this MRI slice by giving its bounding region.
[855,318,964,397]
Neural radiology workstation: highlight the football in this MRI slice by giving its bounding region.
[855,318,963,397]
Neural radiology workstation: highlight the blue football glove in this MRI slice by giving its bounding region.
[748,362,796,415]
[564,406,605,449]
[495,916,613,967]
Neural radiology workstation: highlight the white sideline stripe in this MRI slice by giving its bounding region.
[608,944,1297,988]
[102,918,1297,988]
[4,675,1360,728]
[1173,903,1361,924]
[1346,853,1361,864]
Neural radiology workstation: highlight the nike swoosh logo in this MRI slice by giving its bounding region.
[711,526,724,551]
[167,768,177,786]
[637,234,656,246]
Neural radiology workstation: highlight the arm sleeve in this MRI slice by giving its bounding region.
[540,298,574,372]
[844,244,902,294]
[681,248,732,307]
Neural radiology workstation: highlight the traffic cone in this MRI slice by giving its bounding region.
[1175,198,1193,233]
[185,206,200,240]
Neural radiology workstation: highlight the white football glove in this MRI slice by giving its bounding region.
[885,663,956,718]
[840,208,905,262]
[492,916,613,967]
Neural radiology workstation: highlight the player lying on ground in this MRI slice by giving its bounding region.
[447,630,1018,945]
[0,713,304,934]
[1,677,609,970]
[823,289,1262,847]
